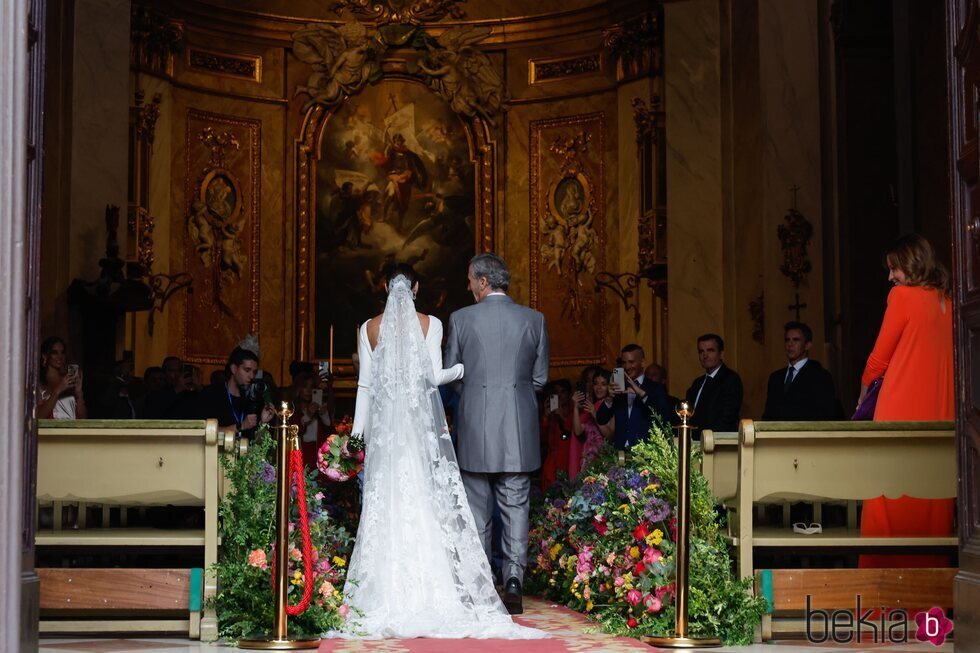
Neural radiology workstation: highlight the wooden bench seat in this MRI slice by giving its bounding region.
[36,419,234,639]
[733,419,956,579]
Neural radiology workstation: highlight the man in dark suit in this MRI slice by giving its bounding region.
[763,322,843,420]
[684,333,743,435]
[597,344,671,450]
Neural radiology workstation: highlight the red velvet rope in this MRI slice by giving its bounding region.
[271,448,316,616]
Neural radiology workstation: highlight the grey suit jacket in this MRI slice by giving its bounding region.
[444,294,549,473]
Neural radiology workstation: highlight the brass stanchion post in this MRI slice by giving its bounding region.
[239,403,321,650]
[645,402,721,648]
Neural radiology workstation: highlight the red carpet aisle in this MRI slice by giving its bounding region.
[318,597,651,652]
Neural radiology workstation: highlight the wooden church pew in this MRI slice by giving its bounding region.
[733,419,957,580]
[35,418,236,639]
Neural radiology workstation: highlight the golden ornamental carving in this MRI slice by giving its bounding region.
[415,26,504,125]
[130,4,183,77]
[603,11,660,81]
[188,47,262,82]
[128,207,156,273]
[292,22,383,112]
[134,89,162,145]
[777,186,814,289]
[528,52,602,85]
[631,96,658,147]
[332,0,466,25]
[200,127,241,170]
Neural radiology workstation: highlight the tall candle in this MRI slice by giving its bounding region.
[329,325,334,372]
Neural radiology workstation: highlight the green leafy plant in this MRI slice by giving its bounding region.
[208,427,355,643]
[527,417,766,644]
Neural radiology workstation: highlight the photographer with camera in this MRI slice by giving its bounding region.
[196,346,274,436]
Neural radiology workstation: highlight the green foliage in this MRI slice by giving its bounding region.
[527,416,766,645]
[208,427,355,643]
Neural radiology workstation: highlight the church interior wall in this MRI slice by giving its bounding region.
[35,0,952,421]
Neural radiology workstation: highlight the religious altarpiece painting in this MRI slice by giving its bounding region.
[295,77,496,363]
[180,111,261,364]
[530,113,607,367]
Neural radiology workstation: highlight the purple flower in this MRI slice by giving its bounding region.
[606,466,626,484]
[255,461,276,484]
[581,481,607,507]
[626,471,646,493]
[644,495,671,523]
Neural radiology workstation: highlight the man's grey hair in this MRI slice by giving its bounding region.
[469,253,510,291]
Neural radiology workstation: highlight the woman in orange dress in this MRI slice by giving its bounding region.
[857,234,954,567]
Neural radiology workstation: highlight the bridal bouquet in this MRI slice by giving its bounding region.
[526,417,766,644]
[317,416,365,482]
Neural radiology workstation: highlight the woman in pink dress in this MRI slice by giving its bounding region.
[571,369,612,475]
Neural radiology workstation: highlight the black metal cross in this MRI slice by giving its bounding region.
[788,292,807,321]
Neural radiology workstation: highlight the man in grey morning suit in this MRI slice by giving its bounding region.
[444,253,549,615]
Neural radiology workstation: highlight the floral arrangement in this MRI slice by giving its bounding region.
[317,416,365,483]
[209,426,355,642]
[526,417,766,644]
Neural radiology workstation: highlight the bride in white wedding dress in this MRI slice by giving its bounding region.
[331,265,546,639]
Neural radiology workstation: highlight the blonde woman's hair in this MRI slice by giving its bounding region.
[885,233,950,293]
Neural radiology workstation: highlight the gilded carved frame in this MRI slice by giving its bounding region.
[294,75,497,362]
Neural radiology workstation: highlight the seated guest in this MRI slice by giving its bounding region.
[38,336,87,419]
[684,334,742,435]
[596,344,671,450]
[136,366,167,418]
[763,321,843,420]
[162,355,183,391]
[172,364,204,419]
[195,346,274,437]
[540,380,574,490]
[96,358,136,419]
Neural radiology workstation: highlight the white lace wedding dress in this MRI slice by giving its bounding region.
[331,276,546,639]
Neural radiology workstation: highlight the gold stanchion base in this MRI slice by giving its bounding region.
[643,635,722,648]
[237,636,321,650]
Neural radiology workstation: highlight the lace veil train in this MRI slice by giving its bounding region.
[331,275,545,639]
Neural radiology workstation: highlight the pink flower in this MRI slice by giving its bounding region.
[323,466,349,482]
[318,581,335,597]
[643,547,663,565]
[338,604,350,619]
[644,594,663,613]
[583,586,591,599]
[315,492,325,501]
[354,450,365,463]
[247,549,268,570]
[626,589,642,606]
[614,576,626,587]
[289,546,303,562]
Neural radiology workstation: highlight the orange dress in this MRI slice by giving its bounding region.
[859,284,954,567]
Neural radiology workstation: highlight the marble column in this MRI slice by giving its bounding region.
[0,0,29,648]
[665,0,726,393]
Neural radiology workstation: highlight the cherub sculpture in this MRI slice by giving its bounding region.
[417,26,504,124]
[292,21,380,112]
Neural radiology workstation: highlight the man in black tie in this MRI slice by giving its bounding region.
[762,322,843,420]
[597,344,671,449]
[683,334,743,435]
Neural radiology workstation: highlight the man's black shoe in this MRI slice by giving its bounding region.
[502,577,523,615]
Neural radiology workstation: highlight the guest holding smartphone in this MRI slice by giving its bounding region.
[596,344,670,450]
[571,369,611,474]
[38,336,87,420]
[539,380,574,490]
[289,370,332,469]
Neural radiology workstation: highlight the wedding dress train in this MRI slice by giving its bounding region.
[330,276,546,639]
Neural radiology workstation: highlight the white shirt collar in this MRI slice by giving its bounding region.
[705,365,722,378]
[488,291,507,296]
[789,357,809,372]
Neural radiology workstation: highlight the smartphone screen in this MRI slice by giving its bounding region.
[311,389,323,405]
[548,394,559,412]
[318,361,330,376]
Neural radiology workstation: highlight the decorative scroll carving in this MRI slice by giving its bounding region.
[188,47,261,81]
[416,26,504,125]
[134,89,162,145]
[531,113,605,366]
[130,4,183,77]
[182,111,260,364]
[632,96,656,146]
[595,272,642,332]
[529,52,602,84]
[603,11,660,81]
[633,95,665,272]
[292,22,383,112]
[332,0,466,25]
[777,186,813,289]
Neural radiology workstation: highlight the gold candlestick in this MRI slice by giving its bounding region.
[644,401,721,648]
[238,402,320,650]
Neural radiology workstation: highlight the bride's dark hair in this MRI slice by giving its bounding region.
[383,262,419,288]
